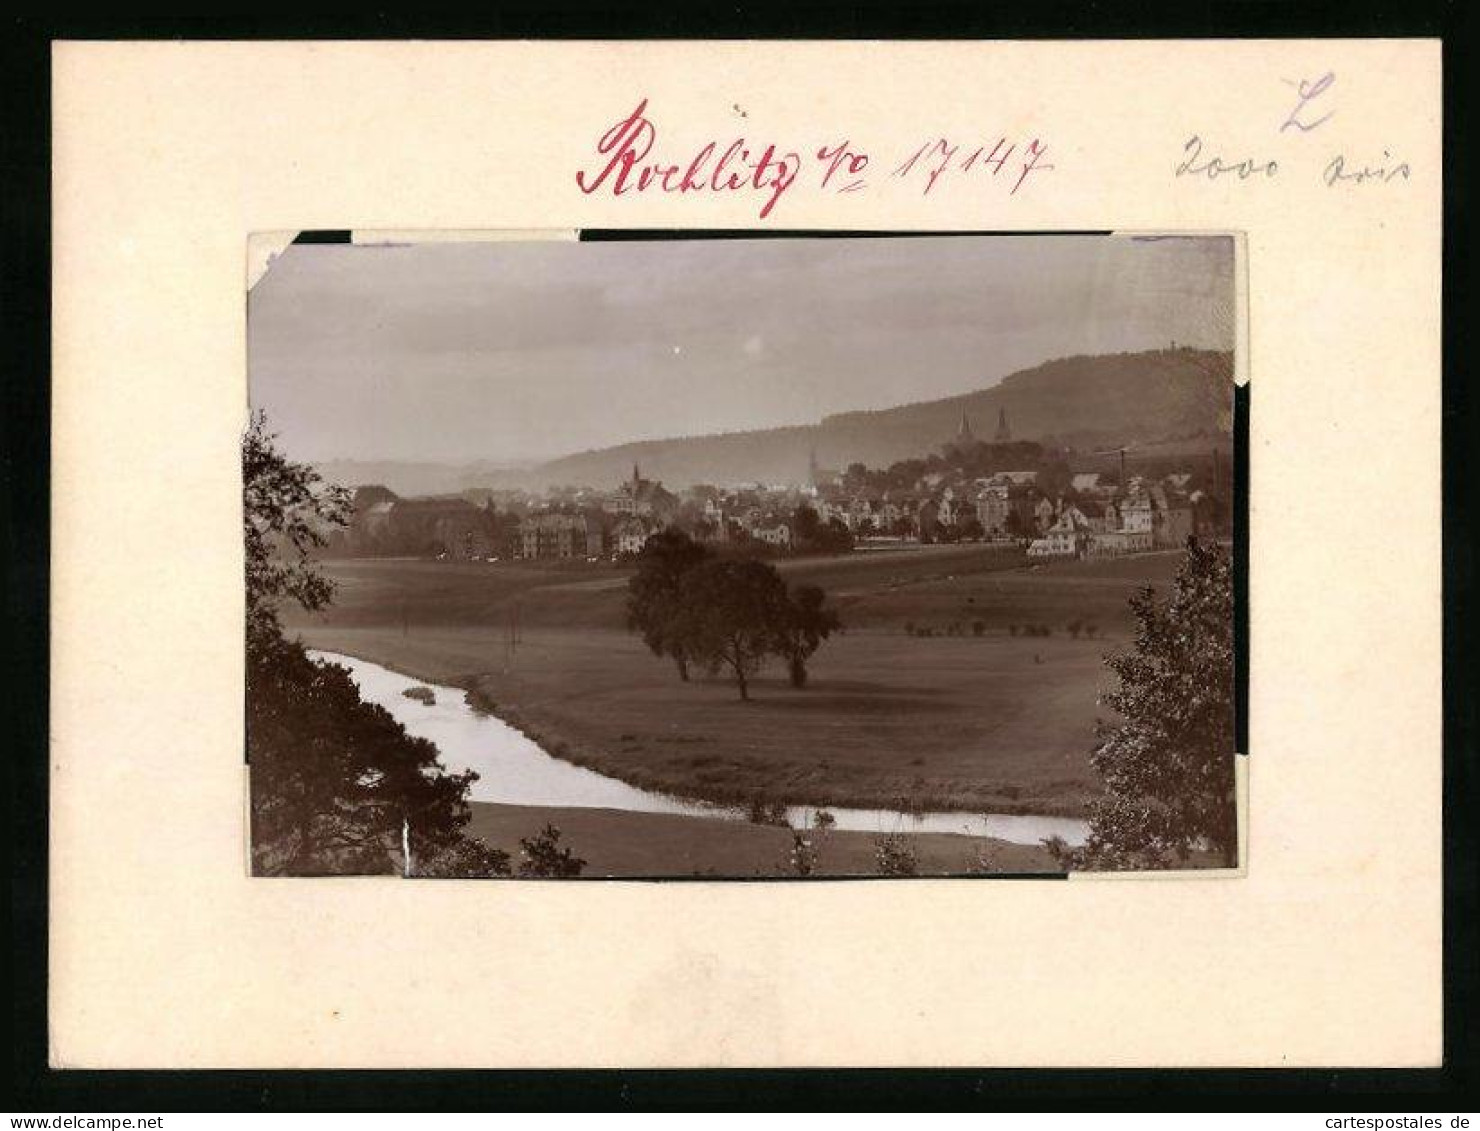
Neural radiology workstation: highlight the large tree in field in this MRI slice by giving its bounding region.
[244,412,509,877]
[780,584,841,688]
[1056,537,1237,870]
[625,529,712,681]
[675,558,792,700]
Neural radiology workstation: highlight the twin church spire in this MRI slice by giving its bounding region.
[953,405,1012,446]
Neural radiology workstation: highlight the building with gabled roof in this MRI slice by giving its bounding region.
[605,464,679,521]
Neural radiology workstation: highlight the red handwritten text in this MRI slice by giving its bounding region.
[573,101,1057,214]
[575,99,802,220]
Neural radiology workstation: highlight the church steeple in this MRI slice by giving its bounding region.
[632,462,641,486]
[957,408,973,441]
[995,406,1011,443]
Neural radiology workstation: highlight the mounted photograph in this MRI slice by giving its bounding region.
[245,231,1240,879]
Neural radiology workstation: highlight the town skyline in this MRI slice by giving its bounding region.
[327,392,1231,568]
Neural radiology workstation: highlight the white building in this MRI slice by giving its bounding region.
[614,516,657,556]
[752,521,793,548]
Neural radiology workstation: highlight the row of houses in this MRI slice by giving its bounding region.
[802,468,1208,556]
[337,442,1220,562]
[338,484,720,563]
[340,492,501,559]
[520,501,798,560]
[1027,482,1197,558]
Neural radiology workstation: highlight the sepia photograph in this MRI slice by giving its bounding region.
[245,232,1240,880]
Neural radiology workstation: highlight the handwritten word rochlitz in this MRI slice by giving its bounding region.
[576,99,803,220]
[574,100,1057,219]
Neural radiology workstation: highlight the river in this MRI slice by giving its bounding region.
[312,650,1090,847]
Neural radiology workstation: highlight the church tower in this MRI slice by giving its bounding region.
[956,408,974,443]
[808,447,819,488]
[995,407,1011,443]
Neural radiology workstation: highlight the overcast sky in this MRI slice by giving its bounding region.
[248,234,1234,464]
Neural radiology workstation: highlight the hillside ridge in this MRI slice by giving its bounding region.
[323,347,1233,494]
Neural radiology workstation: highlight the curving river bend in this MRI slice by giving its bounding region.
[313,650,1090,847]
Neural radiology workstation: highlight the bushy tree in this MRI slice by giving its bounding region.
[784,830,819,877]
[793,505,854,555]
[248,636,481,874]
[823,517,855,552]
[1054,538,1237,870]
[873,833,919,876]
[675,558,792,700]
[413,835,513,878]
[780,584,841,688]
[745,795,790,826]
[245,414,498,877]
[626,529,713,681]
[242,410,351,659]
[517,824,587,878]
[955,516,985,542]
[792,504,823,547]
[1035,457,1075,500]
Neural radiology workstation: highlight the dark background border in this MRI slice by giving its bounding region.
[5,4,1474,1111]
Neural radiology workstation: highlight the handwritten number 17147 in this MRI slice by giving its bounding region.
[892,137,1055,196]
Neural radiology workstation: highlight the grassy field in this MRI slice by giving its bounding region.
[467,803,1060,878]
[287,545,1184,817]
[309,544,1178,635]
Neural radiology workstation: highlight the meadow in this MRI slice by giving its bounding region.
[287,545,1183,818]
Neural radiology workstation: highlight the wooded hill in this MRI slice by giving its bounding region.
[323,347,1234,494]
[532,347,1232,488]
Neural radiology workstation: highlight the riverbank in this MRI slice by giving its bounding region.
[300,623,1108,817]
[465,802,1062,877]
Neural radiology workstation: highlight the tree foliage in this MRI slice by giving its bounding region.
[247,634,482,875]
[243,411,351,659]
[517,824,587,877]
[625,529,713,680]
[1055,537,1238,870]
[413,835,513,878]
[780,584,842,688]
[791,505,854,554]
[1004,508,1033,539]
[244,413,510,877]
[675,559,793,700]
[873,833,919,876]
[954,516,985,542]
[628,539,842,697]
[1034,456,1075,501]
